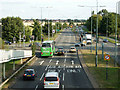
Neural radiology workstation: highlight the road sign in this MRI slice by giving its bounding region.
[104,54,110,60]
[52,30,55,33]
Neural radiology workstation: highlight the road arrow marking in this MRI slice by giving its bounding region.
[56,60,59,65]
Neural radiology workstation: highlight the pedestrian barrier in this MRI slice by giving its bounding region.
[0,50,32,63]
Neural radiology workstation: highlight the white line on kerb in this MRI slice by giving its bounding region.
[35,85,38,90]
[62,85,64,90]
[40,73,44,81]
[63,73,64,81]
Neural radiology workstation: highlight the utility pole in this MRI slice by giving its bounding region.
[95,0,98,67]
[48,19,50,40]
[91,8,93,52]
[115,2,118,67]
[23,26,25,47]
[40,7,43,43]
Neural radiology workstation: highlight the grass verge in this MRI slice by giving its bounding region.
[99,36,119,44]
[80,49,120,88]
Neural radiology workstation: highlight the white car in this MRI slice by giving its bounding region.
[69,47,76,52]
[44,72,60,89]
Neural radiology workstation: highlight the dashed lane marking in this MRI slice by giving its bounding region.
[35,85,38,90]
[40,73,44,81]
[62,85,64,90]
[49,59,52,63]
[63,73,65,81]
[39,61,44,65]
[45,65,49,71]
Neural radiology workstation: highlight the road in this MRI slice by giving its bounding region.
[77,28,119,65]
[8,29,93,90]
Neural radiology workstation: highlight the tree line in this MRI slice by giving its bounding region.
[85,9,120,37]
[1,17,69,43]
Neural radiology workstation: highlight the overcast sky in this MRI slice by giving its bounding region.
[0,0,120,19]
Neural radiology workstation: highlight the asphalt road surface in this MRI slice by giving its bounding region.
[8,29,93,90]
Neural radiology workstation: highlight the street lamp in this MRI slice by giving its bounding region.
[46,7,53,40]
[115,2,118,67]
[78,1,106,67]
[78,5,94,52]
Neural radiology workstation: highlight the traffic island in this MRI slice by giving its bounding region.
[79,49,119,88]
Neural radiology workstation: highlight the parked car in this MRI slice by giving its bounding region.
[103,39,108,43]
[44,72,60,89]
[56,47,64,55]
[4,41,12,45]
[23,69,36,80]
[69,47,76,53]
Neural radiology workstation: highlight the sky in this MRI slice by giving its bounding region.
[0,0,120,20]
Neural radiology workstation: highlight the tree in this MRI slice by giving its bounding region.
[63,22,68,28]
[25,26,32,42]
[2,17,23,42]
[85,14,102,33]
[32,19,41,41]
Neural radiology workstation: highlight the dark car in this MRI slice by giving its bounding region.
[4,41,12,45]
[23,69,36,80]
[103,39,108,43]
[56,47,64,55]
[29,42,41,47]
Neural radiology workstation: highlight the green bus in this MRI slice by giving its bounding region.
[41,40,55,56]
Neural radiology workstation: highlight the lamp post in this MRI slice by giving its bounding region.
[78,1,105,67]
[115,2,118,67]
[46,7,52,40]
[40,7,43,43]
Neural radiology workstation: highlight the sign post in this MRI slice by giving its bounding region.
[104,53,110,80]
[102,43,104,60]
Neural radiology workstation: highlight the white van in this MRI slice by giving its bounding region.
[44,72,60,89]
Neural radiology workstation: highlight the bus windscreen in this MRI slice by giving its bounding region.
[42,43,51,47]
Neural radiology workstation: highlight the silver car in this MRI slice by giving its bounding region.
[44,72,60,89]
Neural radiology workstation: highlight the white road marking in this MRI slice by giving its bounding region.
[39,61,44,65]
[71,60,74,65]
[62,85,64,90]
[56,60,59,65]
[45,65,49,71]
[40,73,44,81]
[63,73,65,81]
[64,59,66,63]
[35,85,38,90]
[49,59,52,63]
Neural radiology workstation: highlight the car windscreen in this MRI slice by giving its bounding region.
[45,77,57,81]
[24,71,34,74]
[42,43,51,47]
[87,39,91,40]
[71,47,75,49]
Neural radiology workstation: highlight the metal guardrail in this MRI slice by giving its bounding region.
[0,50,32,63]
[0,55,36,89]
